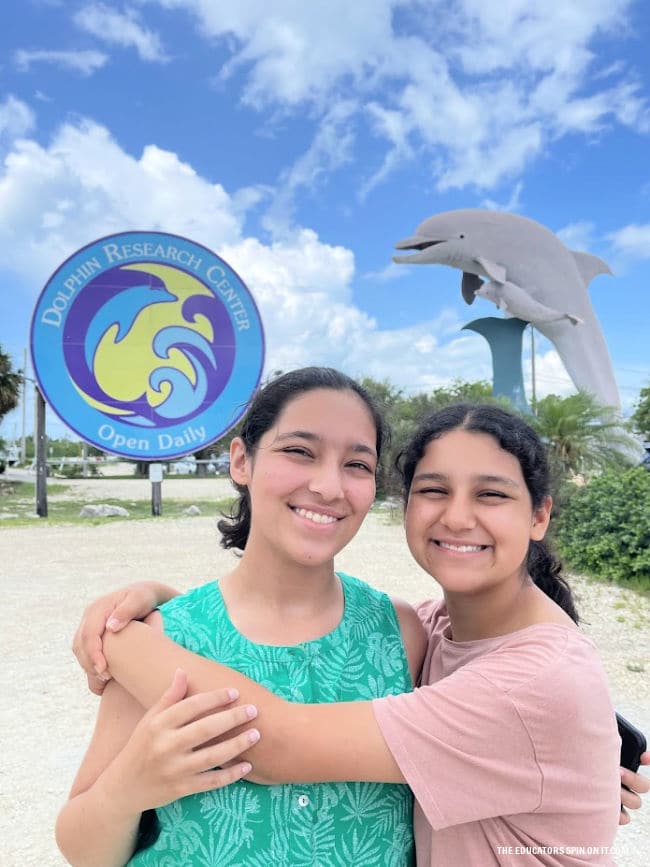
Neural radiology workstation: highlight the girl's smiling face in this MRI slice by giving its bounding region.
[404,429,551,595]
[230,388,378,569]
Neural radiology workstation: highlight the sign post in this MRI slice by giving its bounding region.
[34,387,48,517]
[149,462,163,516]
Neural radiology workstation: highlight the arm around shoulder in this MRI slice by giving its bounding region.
[103,621,407,785]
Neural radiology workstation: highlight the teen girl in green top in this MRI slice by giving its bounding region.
[56,368,425,866]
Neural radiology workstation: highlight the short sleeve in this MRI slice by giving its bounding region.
[372,667,544,830]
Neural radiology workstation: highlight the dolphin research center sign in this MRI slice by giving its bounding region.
[30,232,265,459]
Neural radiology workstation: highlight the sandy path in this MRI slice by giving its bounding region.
[0,479,648,865]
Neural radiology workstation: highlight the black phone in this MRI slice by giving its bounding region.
[616,713,647,775]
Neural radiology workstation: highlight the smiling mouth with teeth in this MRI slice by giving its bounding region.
[435,540,488,553]
[292,507,339,525]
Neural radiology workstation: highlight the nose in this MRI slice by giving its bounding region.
[440,493,476,533]
[307,460,345,502]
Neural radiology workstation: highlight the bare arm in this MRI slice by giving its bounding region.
[391,595,427,686]
[104,622,405,785]
[55,681,147,867]
[56,669,260,866]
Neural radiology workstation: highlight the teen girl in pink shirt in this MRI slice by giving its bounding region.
[72,402,647,865]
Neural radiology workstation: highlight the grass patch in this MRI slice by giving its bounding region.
[0,484,235,527]
[0,480,70,497]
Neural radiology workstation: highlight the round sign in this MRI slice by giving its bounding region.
[31,231,265,459]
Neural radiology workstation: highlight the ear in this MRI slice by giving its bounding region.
[229,437,250,486]
[530,495,552,541]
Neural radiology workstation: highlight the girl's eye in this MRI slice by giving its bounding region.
[281,447,312,458]
[479,490,508,500]
[347,461,374,473]
[415,487,447,496]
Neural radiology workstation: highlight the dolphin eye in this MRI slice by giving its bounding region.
[459,234,465,239]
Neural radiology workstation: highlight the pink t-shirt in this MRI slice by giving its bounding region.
[372,600,621,866]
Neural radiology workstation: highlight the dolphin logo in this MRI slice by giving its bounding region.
[393,208,619,408]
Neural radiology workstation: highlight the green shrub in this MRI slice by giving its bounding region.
[553,468,650,586]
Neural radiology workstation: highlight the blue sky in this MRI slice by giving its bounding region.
[1,0,650,442]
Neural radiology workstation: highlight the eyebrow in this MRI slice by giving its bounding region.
[275,430,377,457]
[412,471,521,489]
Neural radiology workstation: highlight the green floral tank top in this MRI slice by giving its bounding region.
[128,572,415,866]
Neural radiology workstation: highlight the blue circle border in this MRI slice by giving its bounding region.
[30,231,265,460]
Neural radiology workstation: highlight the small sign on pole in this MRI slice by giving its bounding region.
[149,462,163,517]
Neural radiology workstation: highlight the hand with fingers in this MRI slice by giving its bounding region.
[619,752,650,826]
[72,581,179,694]
[104,669,260,812]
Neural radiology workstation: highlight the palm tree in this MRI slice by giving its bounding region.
[533,391,637,478]
[0,345,21,423]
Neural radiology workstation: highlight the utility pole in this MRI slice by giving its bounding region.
[35,386,48,517]
[530,324,537,416]
[21,347,27,464]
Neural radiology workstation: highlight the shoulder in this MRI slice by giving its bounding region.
[390,597,428,686]
[415,597,448,636]
[336,571,393,615]
[158,581,216,615]
[156,582,220,649]
[475,625,606,700]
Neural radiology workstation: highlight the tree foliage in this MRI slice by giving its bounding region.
[359,377,493,496]
[553,468,650,587]
[0,345,21,422]
[533,391,636,479]
[631,384,650,441]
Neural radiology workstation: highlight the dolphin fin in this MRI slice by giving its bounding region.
[475,257,507,284]
[461,272,482,304]
[570,250,613,286]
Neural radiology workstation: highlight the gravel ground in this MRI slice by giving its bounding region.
[0,475,648,866]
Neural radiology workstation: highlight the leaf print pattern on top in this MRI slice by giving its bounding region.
[127,572,415,866]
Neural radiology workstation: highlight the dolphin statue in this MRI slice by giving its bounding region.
[475,281,584,327]
[393,209,619,408]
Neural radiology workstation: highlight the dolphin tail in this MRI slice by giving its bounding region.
[539,319,620,409]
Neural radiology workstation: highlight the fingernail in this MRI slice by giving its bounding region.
[248,729,260,744]
[106,617,120,631]
[245,705,257,719]
[227,688,239,701]
[240,762,253,774]
[93,666,107,681]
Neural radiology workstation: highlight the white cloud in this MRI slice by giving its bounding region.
[527,348,577,399]
[149,0,648,194]
[607,223,650,259]
[14,48,108,76]
[556,220,597,251]
[178,0,398,108]
[261,100,358,237]
[0,121,241,281]
[481,181,524,213]
[0,96,36,143]
[0,118,500,393]
[74,4,169,62]
[362,262,408,283]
